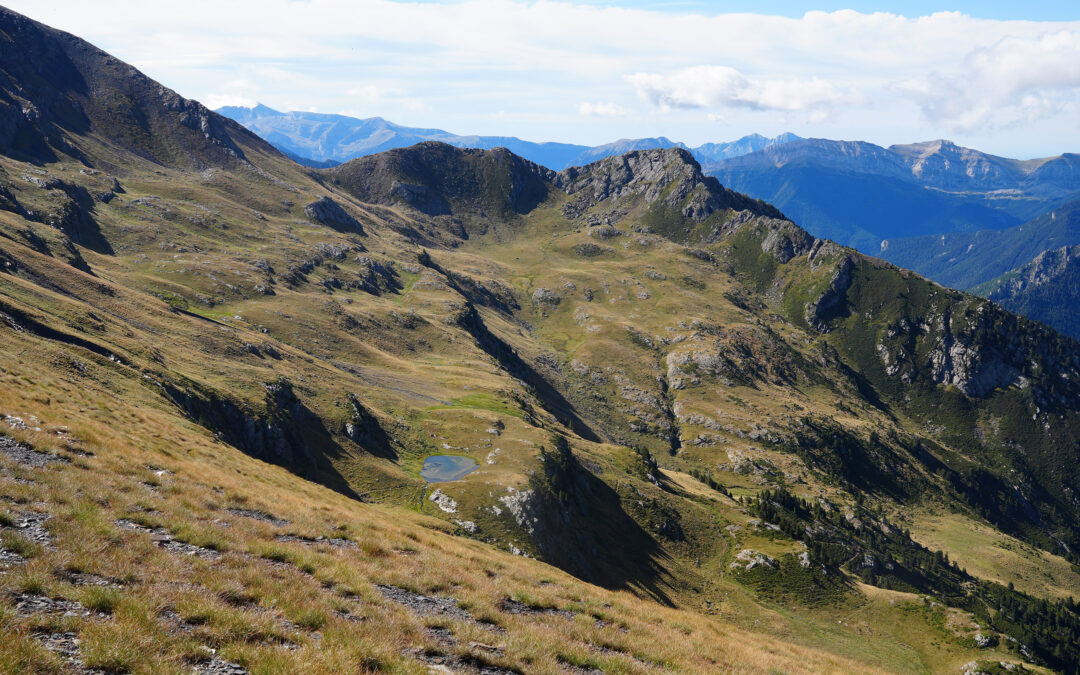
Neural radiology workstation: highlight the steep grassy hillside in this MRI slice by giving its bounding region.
[1,6,1080,674]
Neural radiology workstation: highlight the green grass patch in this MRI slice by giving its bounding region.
[427,393,523,418]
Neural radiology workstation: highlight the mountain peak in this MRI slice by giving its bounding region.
[252,103,282,116]
[325,142,786,247]
[555,146,786,236]
[0,6,276,169]
[326,141,554,225]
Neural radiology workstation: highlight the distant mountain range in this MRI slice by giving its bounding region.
[216,104,801,170]
[706,138,1080,252]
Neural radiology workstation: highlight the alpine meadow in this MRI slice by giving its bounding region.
[1,4,1080,675]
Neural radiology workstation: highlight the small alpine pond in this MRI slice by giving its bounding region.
[420,455,477,482]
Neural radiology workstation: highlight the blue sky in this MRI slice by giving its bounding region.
[558,1,1080,21]
[11,1,1080,157]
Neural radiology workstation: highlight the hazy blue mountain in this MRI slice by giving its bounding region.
[705,138,1080,252]
[568,137,688,166]
[878,198,1080,290]
[693,132,802,163]
[215,104,587,167]
[216,104,799,170]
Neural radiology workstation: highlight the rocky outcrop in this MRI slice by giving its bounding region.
[342,393,396,459]
[975,244,1080,340]
[160,377,321,474]
[985,245,1079,297]
[388,180,450,215]
[304,197,365,234]
[804,256,856,332]
[353,256,400,295]
[530,287,561,308]
[760,222,816,263]
[916,305,1025,397]
[873,295,1080,402]
[556,148,784,224]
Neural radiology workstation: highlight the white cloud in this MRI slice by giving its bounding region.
[895,30,1080,131]
[627,66,858,114]
[5,1,1080,153]
[579,101,631,117]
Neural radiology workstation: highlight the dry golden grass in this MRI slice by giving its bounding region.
[0,341,890,674]
[0,117,1060,674]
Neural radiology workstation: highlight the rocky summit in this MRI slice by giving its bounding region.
[1,6,1080,675]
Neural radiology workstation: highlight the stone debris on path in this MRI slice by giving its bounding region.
[61,571,122,587]
[0,434,67,467]
[10,509,52,545]
[15,593,100,618]
[192,655,249,674]
[225,508,289,526]
[376,584,473,622]
[405,627,515,675]
[561,665,604,675]
[159,539,222,559]
[159,607,197,634]
[276,533,358,549]
[498,598,575,619]
[405,645,518,675]
[35,631,108,674]
[114,519,221,560]
[0,546,23,567]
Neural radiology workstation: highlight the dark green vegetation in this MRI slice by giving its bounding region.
[972,244,1080,339]
[752,488,1080,672]
[875,198,1080,338]
[3,6,1080,673]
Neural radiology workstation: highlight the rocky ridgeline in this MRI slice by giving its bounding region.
[555,147,784,225]
[0,6,273,167]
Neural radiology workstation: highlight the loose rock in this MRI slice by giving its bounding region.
[376,584,473,622]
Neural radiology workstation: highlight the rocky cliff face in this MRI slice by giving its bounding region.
[556,148,783,225]
[983,245,1079,298]
[889,140,1026,190]
[974,244,1080,340]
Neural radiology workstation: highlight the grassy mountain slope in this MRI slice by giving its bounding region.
[1,6,1080,674]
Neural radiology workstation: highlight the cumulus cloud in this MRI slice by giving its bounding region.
[896,30,1080,131]
[627,66,857,113]
[578,101,631,117]
[6,1,1080,152]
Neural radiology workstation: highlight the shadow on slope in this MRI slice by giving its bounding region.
[526,435,675,605]
[161,377,368,502]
